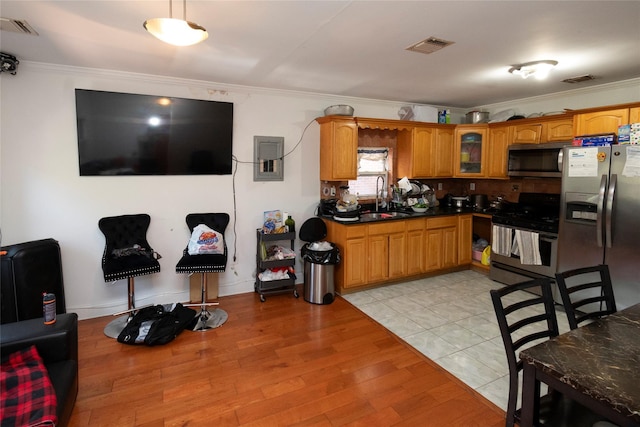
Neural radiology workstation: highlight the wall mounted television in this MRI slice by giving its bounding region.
[75,89,233,176]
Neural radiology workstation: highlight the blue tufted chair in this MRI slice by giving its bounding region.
[99,214,161,338]
[176,213,229,331]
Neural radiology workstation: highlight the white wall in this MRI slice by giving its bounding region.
[1,63,638,320]
[0,62,410,319]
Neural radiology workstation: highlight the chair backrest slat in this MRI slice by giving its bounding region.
[555,264,617,330]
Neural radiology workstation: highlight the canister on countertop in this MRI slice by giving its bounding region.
[43,292,56,324]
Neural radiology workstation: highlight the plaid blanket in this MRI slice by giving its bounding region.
[1,345,57,427]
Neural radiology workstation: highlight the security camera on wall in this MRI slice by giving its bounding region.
[0,52,19,75]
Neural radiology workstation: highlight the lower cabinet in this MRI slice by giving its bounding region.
[458,215,473,265]
[367,221,406,283]
[406,218,426,275]
[330,223,367,290]
[326,215,471,293]
[425,216,458,272]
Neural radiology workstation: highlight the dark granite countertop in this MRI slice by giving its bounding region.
[323,206,486,224]
[520,304,640,423]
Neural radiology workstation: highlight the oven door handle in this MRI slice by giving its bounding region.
[539,235,557,242]
[597,174,607,248]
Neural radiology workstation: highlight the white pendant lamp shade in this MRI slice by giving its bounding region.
[144,18,208,46]
[144,0,208,46]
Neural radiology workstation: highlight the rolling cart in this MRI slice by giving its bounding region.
[255,230,298,302]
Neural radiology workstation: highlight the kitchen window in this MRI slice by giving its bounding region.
[348,148,388,199]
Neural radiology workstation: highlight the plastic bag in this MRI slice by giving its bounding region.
[302,243,340,264]
[188,224,224,255]
[481,245,491,266]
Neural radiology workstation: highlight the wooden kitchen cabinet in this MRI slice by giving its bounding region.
[406,218,425,275]
[542,117,573,142]
[487,124,512,178]
[325,222,367,290]
[454,125,487,177]
[574,108,630,136]
[396,125,434,178]
[432,127,455,177]
[367,221,406,283]
[631,107,640,123]
[510,116,573,144]
[326,215,473,293]
[397,124,455,179]
[318,116,358,181]
[425,216,458,271]
[457,214,473,266]
[513,124,542,144]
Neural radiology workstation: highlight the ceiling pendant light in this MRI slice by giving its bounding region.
[509,60,558,80]
[144,0,208,46]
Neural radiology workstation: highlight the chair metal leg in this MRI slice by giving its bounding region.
[104,277,137,338]
[183,272,227,331]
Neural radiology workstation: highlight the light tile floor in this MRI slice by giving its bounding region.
[342,270,571,411]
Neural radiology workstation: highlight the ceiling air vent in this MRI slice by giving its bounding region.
[406,37,454,55]
[562,74,596,84]
[0,18,39,35]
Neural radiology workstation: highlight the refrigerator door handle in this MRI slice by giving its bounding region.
[605,174,617,248]
[597,174,607,248]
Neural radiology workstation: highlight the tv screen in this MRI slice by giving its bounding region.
[75,89,233,176]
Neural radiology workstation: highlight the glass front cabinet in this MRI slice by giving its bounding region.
[454,125,487,177]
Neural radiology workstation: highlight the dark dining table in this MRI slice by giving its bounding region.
[519,303,640,427]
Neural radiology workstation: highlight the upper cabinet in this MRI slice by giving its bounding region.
[487,124,512,178]
[574,108,630,136]
[454,125,487,177]
[396,125,434,178]
[318,116,358,181]
[543,118,573,142]
[511,116,573,144]
[433,127,455,177]
[512,124,542,144]
[397,124,455,179]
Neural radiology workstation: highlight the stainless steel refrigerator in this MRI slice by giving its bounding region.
[558,145,640,310]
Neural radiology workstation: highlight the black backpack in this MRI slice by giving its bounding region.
[117,303,196,346]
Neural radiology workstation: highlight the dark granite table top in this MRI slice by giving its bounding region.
[520,304,640,423]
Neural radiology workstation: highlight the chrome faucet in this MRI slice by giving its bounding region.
[376,175,385,212]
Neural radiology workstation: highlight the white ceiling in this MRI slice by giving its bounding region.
[1,1,639,108]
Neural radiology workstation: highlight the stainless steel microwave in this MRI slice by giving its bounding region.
[507,142,570,178]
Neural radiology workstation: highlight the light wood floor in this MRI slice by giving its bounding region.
[70,288,506,426]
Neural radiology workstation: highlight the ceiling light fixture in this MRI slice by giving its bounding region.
[509,60,558,80]
[143,0,208,47]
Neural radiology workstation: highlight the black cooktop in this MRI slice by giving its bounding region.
[491,193,560,234]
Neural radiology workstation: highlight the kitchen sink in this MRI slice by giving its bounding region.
[360,212,411,221]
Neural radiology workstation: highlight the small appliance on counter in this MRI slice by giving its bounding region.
[317,199,338,217]
[471,194,488,210]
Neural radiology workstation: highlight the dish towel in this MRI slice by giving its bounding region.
[514,230,542,265]
[492,225,513,257]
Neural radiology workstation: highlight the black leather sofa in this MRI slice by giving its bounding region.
[0,313,79,427]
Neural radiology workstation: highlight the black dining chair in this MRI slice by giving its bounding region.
[175,213,229,331]
[490,278,605,427]
[555,264,617,330]
[99,214,161,338]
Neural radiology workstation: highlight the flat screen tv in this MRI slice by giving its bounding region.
[75,89,233,176]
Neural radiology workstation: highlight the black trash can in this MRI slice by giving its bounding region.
[299,218,340,305]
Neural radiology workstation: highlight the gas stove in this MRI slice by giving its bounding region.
[491,193,560,234]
